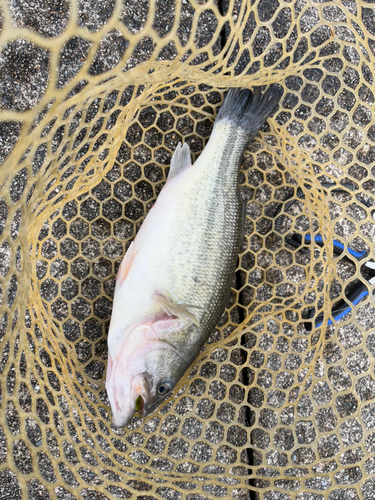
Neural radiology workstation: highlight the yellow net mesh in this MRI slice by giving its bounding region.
[1,0,375,498]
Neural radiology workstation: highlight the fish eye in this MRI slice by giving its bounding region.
[157,381,172,395]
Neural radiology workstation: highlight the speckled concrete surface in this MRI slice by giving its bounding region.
[1,1,375,499]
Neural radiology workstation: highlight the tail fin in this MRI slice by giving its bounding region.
[216,85,282,142]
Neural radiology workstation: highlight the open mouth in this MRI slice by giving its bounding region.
[135,395,145,415]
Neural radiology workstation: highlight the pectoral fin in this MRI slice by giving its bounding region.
[117,241,137,284]
[153,294,201,327]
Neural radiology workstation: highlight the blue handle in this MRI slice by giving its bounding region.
[304,234,367,259]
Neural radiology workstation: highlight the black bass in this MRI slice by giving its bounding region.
[106,86,282,427]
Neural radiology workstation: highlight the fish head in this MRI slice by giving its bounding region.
[106,319,199,428]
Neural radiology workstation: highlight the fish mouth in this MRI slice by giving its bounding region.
[111,393,147,428]
[132,374,150,418]
[135,379,174,418]
[135,394,146,416]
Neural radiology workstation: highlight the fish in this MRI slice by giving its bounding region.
[106,86,282,427]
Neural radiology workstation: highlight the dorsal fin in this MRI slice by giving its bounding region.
[167,142,192,181]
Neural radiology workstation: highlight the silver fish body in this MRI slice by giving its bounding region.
[106,86,282,427]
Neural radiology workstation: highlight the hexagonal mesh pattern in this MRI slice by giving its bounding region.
[1,1,375,498]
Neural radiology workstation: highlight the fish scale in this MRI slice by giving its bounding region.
[159,128,244,331]
[106,86,282,427]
